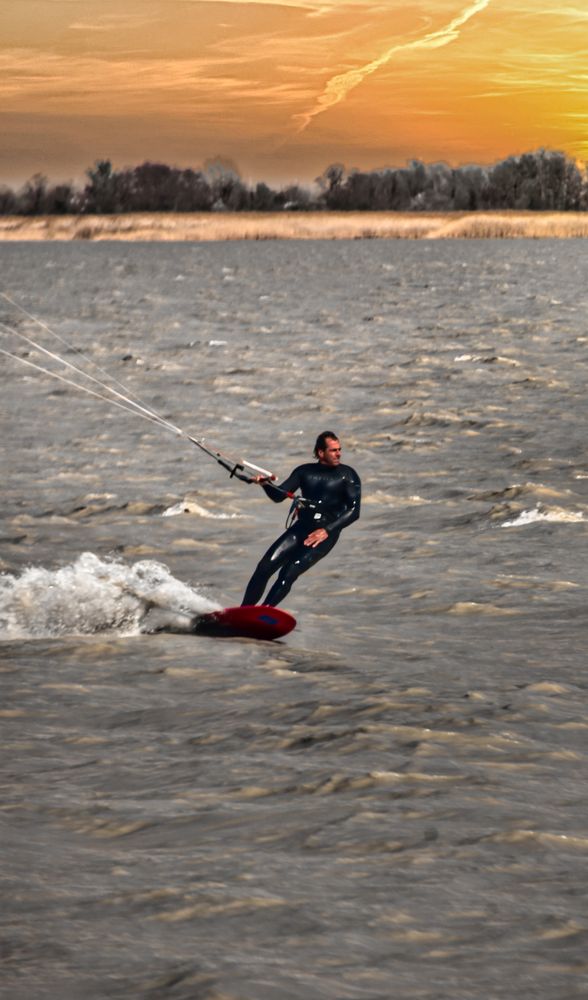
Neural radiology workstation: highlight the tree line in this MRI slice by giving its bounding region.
[1,149,586,215]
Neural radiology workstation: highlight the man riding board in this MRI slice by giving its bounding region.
[241,431,361,608]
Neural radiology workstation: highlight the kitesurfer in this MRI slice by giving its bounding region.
[241,431,361,607]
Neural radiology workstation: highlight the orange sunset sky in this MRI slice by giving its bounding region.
[1,0,586,187]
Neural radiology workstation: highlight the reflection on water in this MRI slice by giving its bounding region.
[2,240,588,999]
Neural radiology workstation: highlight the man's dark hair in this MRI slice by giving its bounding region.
[314,431,339,458]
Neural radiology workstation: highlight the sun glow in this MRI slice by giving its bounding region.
[0,0,586,184]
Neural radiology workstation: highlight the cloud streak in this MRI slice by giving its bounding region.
[68,14,161,33]
[292,0,493,132]
[0,49,312,117]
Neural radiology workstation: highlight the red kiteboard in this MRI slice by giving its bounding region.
[193,605,296,640]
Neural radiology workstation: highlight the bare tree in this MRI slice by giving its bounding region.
[82,160,122,213]
[17,174,48,215]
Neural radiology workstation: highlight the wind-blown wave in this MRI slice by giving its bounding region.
[0,553,220,640]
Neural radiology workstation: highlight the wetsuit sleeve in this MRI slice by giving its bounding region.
[324,468,361,534]
[260,466,302,504]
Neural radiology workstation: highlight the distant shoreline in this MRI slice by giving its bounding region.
[1,211,588,241]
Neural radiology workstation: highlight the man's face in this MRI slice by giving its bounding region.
[318,438,342,466]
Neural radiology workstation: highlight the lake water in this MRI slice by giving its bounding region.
[1,239,588,999]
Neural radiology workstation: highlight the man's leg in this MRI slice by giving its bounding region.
[263,532,338,607]
[241,527,301,606]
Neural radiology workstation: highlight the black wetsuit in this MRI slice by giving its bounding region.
[241,461,361,607]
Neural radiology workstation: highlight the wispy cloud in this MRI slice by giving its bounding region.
[292,0,493,132]
[179,1,376,8]
[68,14,160,33]
[0,49,311,115]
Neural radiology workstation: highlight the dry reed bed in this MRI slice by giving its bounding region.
[0,211,587,241]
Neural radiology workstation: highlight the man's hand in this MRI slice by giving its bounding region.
[304,528,328,548]
[251,474,277,484]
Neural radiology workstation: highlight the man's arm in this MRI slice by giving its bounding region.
[303,467,361,548]
[259,467,302,504]
[323,468,361,534]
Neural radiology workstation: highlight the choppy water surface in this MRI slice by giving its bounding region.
[2,240,588,999]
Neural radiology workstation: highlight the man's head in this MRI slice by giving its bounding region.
[314,431,341,467]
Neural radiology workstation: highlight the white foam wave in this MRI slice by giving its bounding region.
[454,354,520,366]
[0,552,221,640]
[502,505,585,528]
[162,499,241,519]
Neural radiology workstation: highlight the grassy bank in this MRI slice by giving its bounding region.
[1,211,588,241]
